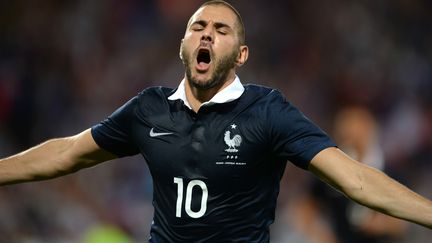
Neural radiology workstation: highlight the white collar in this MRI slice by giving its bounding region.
[168,76,245,110]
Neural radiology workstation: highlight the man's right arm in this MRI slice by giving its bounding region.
[0,129,117,185]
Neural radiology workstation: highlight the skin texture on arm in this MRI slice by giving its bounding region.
[309,147,432,229]
[0,129,116,185]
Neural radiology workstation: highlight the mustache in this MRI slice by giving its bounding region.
[198,41,212,50]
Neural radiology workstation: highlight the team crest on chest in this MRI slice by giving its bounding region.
[215,123,246,165]
[224,124,242,153]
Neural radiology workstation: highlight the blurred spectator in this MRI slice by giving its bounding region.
[310,106,407,243]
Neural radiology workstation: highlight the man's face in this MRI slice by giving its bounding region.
[180,5,241,90]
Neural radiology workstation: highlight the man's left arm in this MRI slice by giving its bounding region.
[309,147,432,229]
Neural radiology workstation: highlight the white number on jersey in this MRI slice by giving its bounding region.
[174,177,208,218]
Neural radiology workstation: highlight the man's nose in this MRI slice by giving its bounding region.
[201,27,214,43]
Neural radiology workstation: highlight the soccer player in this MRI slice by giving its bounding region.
[0,1,431,242]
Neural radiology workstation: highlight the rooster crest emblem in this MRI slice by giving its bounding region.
[224,127,242,153]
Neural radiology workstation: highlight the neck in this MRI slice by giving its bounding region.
[185,72,236,112]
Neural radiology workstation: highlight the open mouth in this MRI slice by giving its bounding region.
[195,48,211,72]
[197,48,211,65]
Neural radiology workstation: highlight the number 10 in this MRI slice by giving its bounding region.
[174,177,208,218]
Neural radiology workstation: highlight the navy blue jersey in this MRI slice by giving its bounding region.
[91,84,335,242]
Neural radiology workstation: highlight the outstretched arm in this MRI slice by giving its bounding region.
[0,129,116,185]
[309,147,432,229]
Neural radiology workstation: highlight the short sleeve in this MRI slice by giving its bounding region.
[91,96,140,157]
[268,91,336,169]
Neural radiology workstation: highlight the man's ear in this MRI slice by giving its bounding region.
[236,45,249,67]
[179,39,184,60]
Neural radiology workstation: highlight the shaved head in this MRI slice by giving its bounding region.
[188,0,245,45]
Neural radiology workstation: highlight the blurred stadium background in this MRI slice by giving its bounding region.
[0,0,431,242]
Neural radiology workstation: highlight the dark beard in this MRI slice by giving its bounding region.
[182,47,239,90]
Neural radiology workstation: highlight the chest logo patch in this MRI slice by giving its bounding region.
[215,124,245,165]
[149,128,174,137]
[224,124,242,153]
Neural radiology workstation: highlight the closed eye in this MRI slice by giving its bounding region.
[192,26,204,31]
[190,20,233,35]
[217,30,227,35]
[214,23,232,35]
[191,21,206,31]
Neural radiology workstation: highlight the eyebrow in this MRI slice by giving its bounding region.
[191,20,232,30]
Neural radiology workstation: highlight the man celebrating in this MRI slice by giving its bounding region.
[0,1,431,242]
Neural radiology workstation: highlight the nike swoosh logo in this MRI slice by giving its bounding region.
[149,128,174,137]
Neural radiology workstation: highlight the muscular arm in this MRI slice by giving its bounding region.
[309,147,432,229]
[0,129,117,185]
